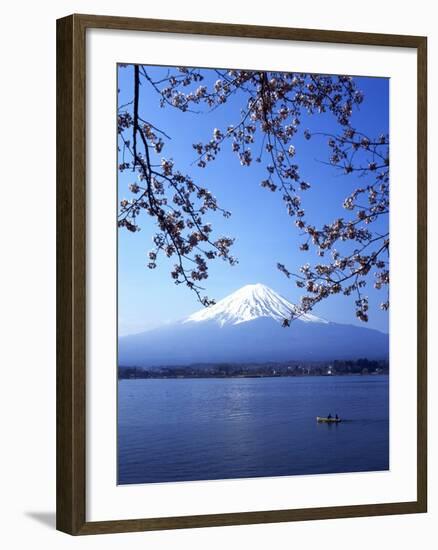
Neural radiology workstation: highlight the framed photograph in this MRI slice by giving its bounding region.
[56,14,427,535]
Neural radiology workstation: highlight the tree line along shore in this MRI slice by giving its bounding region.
[118,359,389,379]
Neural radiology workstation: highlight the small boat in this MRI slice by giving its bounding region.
[316,416,341,423]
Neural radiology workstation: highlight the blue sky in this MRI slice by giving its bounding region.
[118,65,389,336]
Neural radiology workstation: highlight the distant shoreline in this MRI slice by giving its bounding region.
[118,360,389,380]
[119,372,388,380]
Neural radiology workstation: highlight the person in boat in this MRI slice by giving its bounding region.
[327,413,332,419]
[335,414,339,420]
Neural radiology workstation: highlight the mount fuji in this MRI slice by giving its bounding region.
[184,283,326,326]
[118,283,389,367]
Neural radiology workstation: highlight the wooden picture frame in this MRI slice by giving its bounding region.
[57,13,427,535]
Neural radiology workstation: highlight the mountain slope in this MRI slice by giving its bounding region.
[185,283,326,326]
[119,284,389,367]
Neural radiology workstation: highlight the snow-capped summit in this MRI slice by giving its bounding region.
[119,282,388,367]
[184,283,327,326]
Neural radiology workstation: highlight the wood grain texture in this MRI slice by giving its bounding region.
[416,37,428,513]
[56,15,86,535]
[74,13,426,47]
[56,13,427,535]
[77,501,425,535]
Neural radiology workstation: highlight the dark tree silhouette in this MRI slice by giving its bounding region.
[118,65,389,322]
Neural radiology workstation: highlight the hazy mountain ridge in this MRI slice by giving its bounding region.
[119,284,389,367]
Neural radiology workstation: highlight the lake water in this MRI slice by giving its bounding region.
[118,375,389,484]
